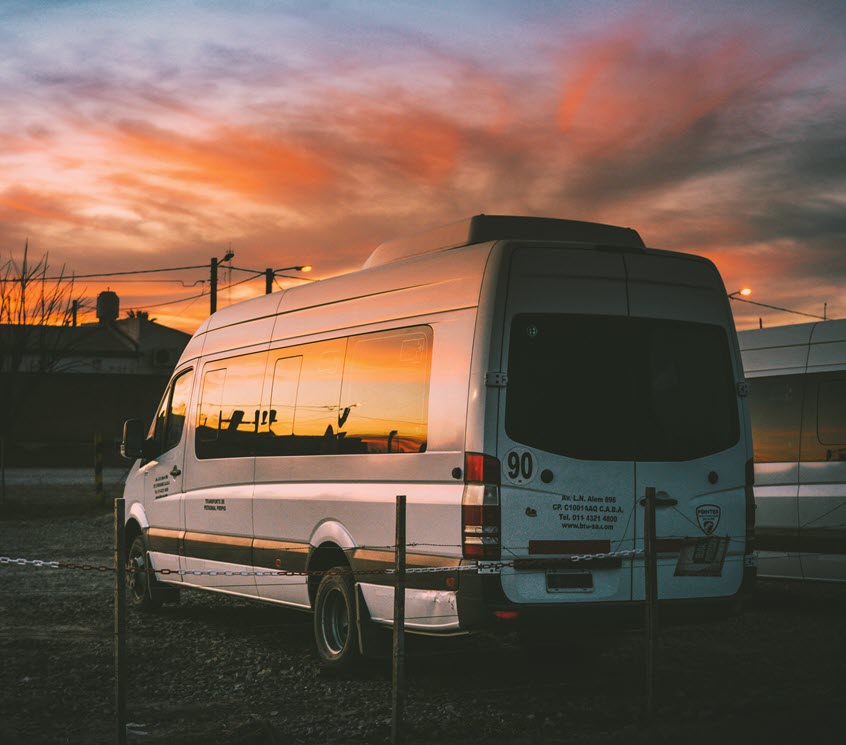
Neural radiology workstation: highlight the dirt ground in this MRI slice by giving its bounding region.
[1,503,845,745]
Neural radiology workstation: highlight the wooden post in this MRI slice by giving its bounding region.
[391,495,407,745]
[94,433,104,505]
[210,257,219,314]
[1,436,6,507]
[114,498,127,745]
[644,485,658,721]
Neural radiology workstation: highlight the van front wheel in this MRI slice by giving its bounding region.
[127,533,164,611]
[313,568,360,671]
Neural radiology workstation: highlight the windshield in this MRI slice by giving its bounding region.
[505,314,739,461]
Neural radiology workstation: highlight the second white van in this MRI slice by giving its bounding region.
[739,319,846,582]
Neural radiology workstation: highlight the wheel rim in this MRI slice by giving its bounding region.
[319,586,350,656]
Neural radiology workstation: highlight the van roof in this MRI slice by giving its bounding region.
[363,214,645,269]
[738,318,846,353]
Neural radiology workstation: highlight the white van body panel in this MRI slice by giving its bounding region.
[127,499,149,531]
[739,319,846,582]
[124,215,750,639]
[358,583,460,631]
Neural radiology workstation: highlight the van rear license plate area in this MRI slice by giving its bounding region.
[674,536,729,577]
[546,570,593,593]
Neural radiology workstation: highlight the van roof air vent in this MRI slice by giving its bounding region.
[363,214,645,269]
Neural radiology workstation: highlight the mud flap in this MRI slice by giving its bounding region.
[355,583,388,659]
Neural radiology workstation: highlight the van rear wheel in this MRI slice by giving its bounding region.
[314,567,360,671]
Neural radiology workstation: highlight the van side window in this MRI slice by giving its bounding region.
[255,356,303,456]
[283,339,346,456]
[817,378,846,447]
[148,368,194,459]
[797,373,846,463]
[339,327,432,454]
[196,369,227,445]
[194,326,433,459]
[748,375,804,463]
[195,353,267,459]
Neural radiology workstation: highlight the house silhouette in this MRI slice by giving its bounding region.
[0,291,190,467]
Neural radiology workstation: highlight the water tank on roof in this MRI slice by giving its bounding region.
[96,291,120,323]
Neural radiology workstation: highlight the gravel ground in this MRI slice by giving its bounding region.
[1,507,845,745]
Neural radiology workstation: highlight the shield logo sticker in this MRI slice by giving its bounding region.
[696,504,721,535]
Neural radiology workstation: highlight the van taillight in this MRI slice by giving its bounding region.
[745,458,756,554]
[462,453,501,560]
[464,452,501,486]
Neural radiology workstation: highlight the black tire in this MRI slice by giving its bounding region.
[127,533,164,611]
[313,567,360,671]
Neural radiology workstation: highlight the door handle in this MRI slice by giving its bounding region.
[170,465,181,478]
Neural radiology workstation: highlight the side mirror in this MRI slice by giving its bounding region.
[121,419,146,460]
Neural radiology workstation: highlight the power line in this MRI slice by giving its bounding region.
[275,272,317,282]
[70,278,206,286]
[729,295,827,320]
[124,273,260,313]
[22,264,211,282]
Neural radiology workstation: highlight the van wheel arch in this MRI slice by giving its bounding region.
[125,519,143,549]
[124,522,178,610]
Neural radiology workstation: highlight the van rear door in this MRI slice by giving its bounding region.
[625,253,745,601]
[497,247,636,604]
[495,246,746,606]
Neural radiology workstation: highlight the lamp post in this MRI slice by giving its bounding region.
[728,286,827,323]
[210,250,235,314]
[264,264,313,295]
[728,288,752,299]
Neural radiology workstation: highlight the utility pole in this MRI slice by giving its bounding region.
[265,268,273,295]
[210,250,234,315]
[210,257,219,314]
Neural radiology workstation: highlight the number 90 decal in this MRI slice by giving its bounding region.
[503,447,536,485]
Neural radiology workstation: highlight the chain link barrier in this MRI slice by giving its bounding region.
[2,546,650,578]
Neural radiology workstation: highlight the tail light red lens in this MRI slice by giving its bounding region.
[464,452,501,485]
[462,453,501,560]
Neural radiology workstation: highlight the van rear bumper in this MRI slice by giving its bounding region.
[456,569,752,631]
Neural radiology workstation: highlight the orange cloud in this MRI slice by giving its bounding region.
[111,120,332,201]
[333,98,465,183]
[556,23,801,159]
[0,187,92,227]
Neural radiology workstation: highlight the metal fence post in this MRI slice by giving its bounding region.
[391,495,407,745]
[95,433,104,505]
[644,485,658,721]
[114,498,127,745]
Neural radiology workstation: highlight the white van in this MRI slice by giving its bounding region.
[739,319,846,582]
[121,215,754,669]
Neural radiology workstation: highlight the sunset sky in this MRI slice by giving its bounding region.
[2,0,845,332]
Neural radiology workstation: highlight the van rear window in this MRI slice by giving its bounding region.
[505,314,739,461]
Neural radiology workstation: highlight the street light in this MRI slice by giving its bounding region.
[728,285,827,322]
[264,264,313,294]
[210,250,235,314]
[728,288,752,298]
